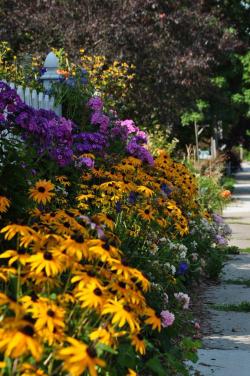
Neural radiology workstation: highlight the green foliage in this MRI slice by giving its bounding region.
[211,76,227,88]
[220,176,236,191]
[197,175,226,212]
[148,125,179,155]
[224,279,250,287]
[205,248,227,280]
[212,301,250,312]
[181,100,209,126]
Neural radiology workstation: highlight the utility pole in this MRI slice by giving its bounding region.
[194,121,199,161]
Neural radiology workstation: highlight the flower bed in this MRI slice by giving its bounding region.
[0,66,231,375]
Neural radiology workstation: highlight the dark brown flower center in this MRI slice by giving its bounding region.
[118,282,126,289]
[87,270,95,277]
[71,233,84,243]
[23,314,36,324]
[47,309,55,317]
[20,325,34,337]
[38,187,46,193]
[137,333,143,340]
[17,248,26,255]
[144,209,150,215]
[86,346,97,358]
[63,222,70,228]
[31,292,39,302]
[124,305,132,312]
[103,242,110,251]
[44,252,53,260]
[94,288,102,296]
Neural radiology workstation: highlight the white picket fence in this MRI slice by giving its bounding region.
[1,80,62,116]
[1,52,63,116]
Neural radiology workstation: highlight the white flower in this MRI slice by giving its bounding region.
[159,237,167,242]
[170,265,176,275]
[174,292,190,309]
[179,244,188,252]
[200,258,206,267]
[179,250,187,259]
[163,293,169,304]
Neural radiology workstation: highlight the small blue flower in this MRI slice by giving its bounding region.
[39,67,47,76]
[176,262,189,276]
[81,77,88,85]
[80,68,88,76]
[115,201,122,213]
[161,183,172,195]
[128,191,138,205]
[66,77,76,87]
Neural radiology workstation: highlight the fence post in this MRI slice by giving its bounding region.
[40,52,62,115]
[40,52,60,92]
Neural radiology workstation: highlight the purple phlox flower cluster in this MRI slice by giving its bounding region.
[0,82,23,123]
[174,292,190,309]
[87,95,154,165]
[87,96,103,111]
[213,213,224,224]
[160,310,175,328]
[120,119,138,134]
[215,234,228,245]
[76,156,95,169]
[0,81,74,166]
[91,111,110,133]
[126,137,154,165]
[73,132,108,154]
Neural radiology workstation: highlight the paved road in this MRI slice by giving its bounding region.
[190,162,250,376]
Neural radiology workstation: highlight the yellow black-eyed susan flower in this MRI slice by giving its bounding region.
[0,195,10,213]
[75,282,106,311]
[27,249,64,277]
[144,307,162,332]
[57,337,106,376]
[101,298,140,333]
[29,180,55,204]
[131,332,146,355]
[0,248,29,266]
[137,206,155,221]
[0,320,42,360]
[30,300,65,334]
[19,362,48,376]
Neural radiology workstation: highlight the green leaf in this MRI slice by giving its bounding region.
[146,357,166,376]
[117,344,136,369]
[98,343,118,355]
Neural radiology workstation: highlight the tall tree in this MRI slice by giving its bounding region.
[0,0,248,143]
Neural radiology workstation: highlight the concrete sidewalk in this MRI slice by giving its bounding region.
[190,162,250,376]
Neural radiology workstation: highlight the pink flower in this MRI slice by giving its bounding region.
[160,310,175,328]
[194,322,200,330]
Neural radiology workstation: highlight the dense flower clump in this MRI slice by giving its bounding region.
[0,82,153,167]
[0,79,231,375]
[0,82,73,166]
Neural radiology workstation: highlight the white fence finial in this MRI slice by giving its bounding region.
[40,51,60,92]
